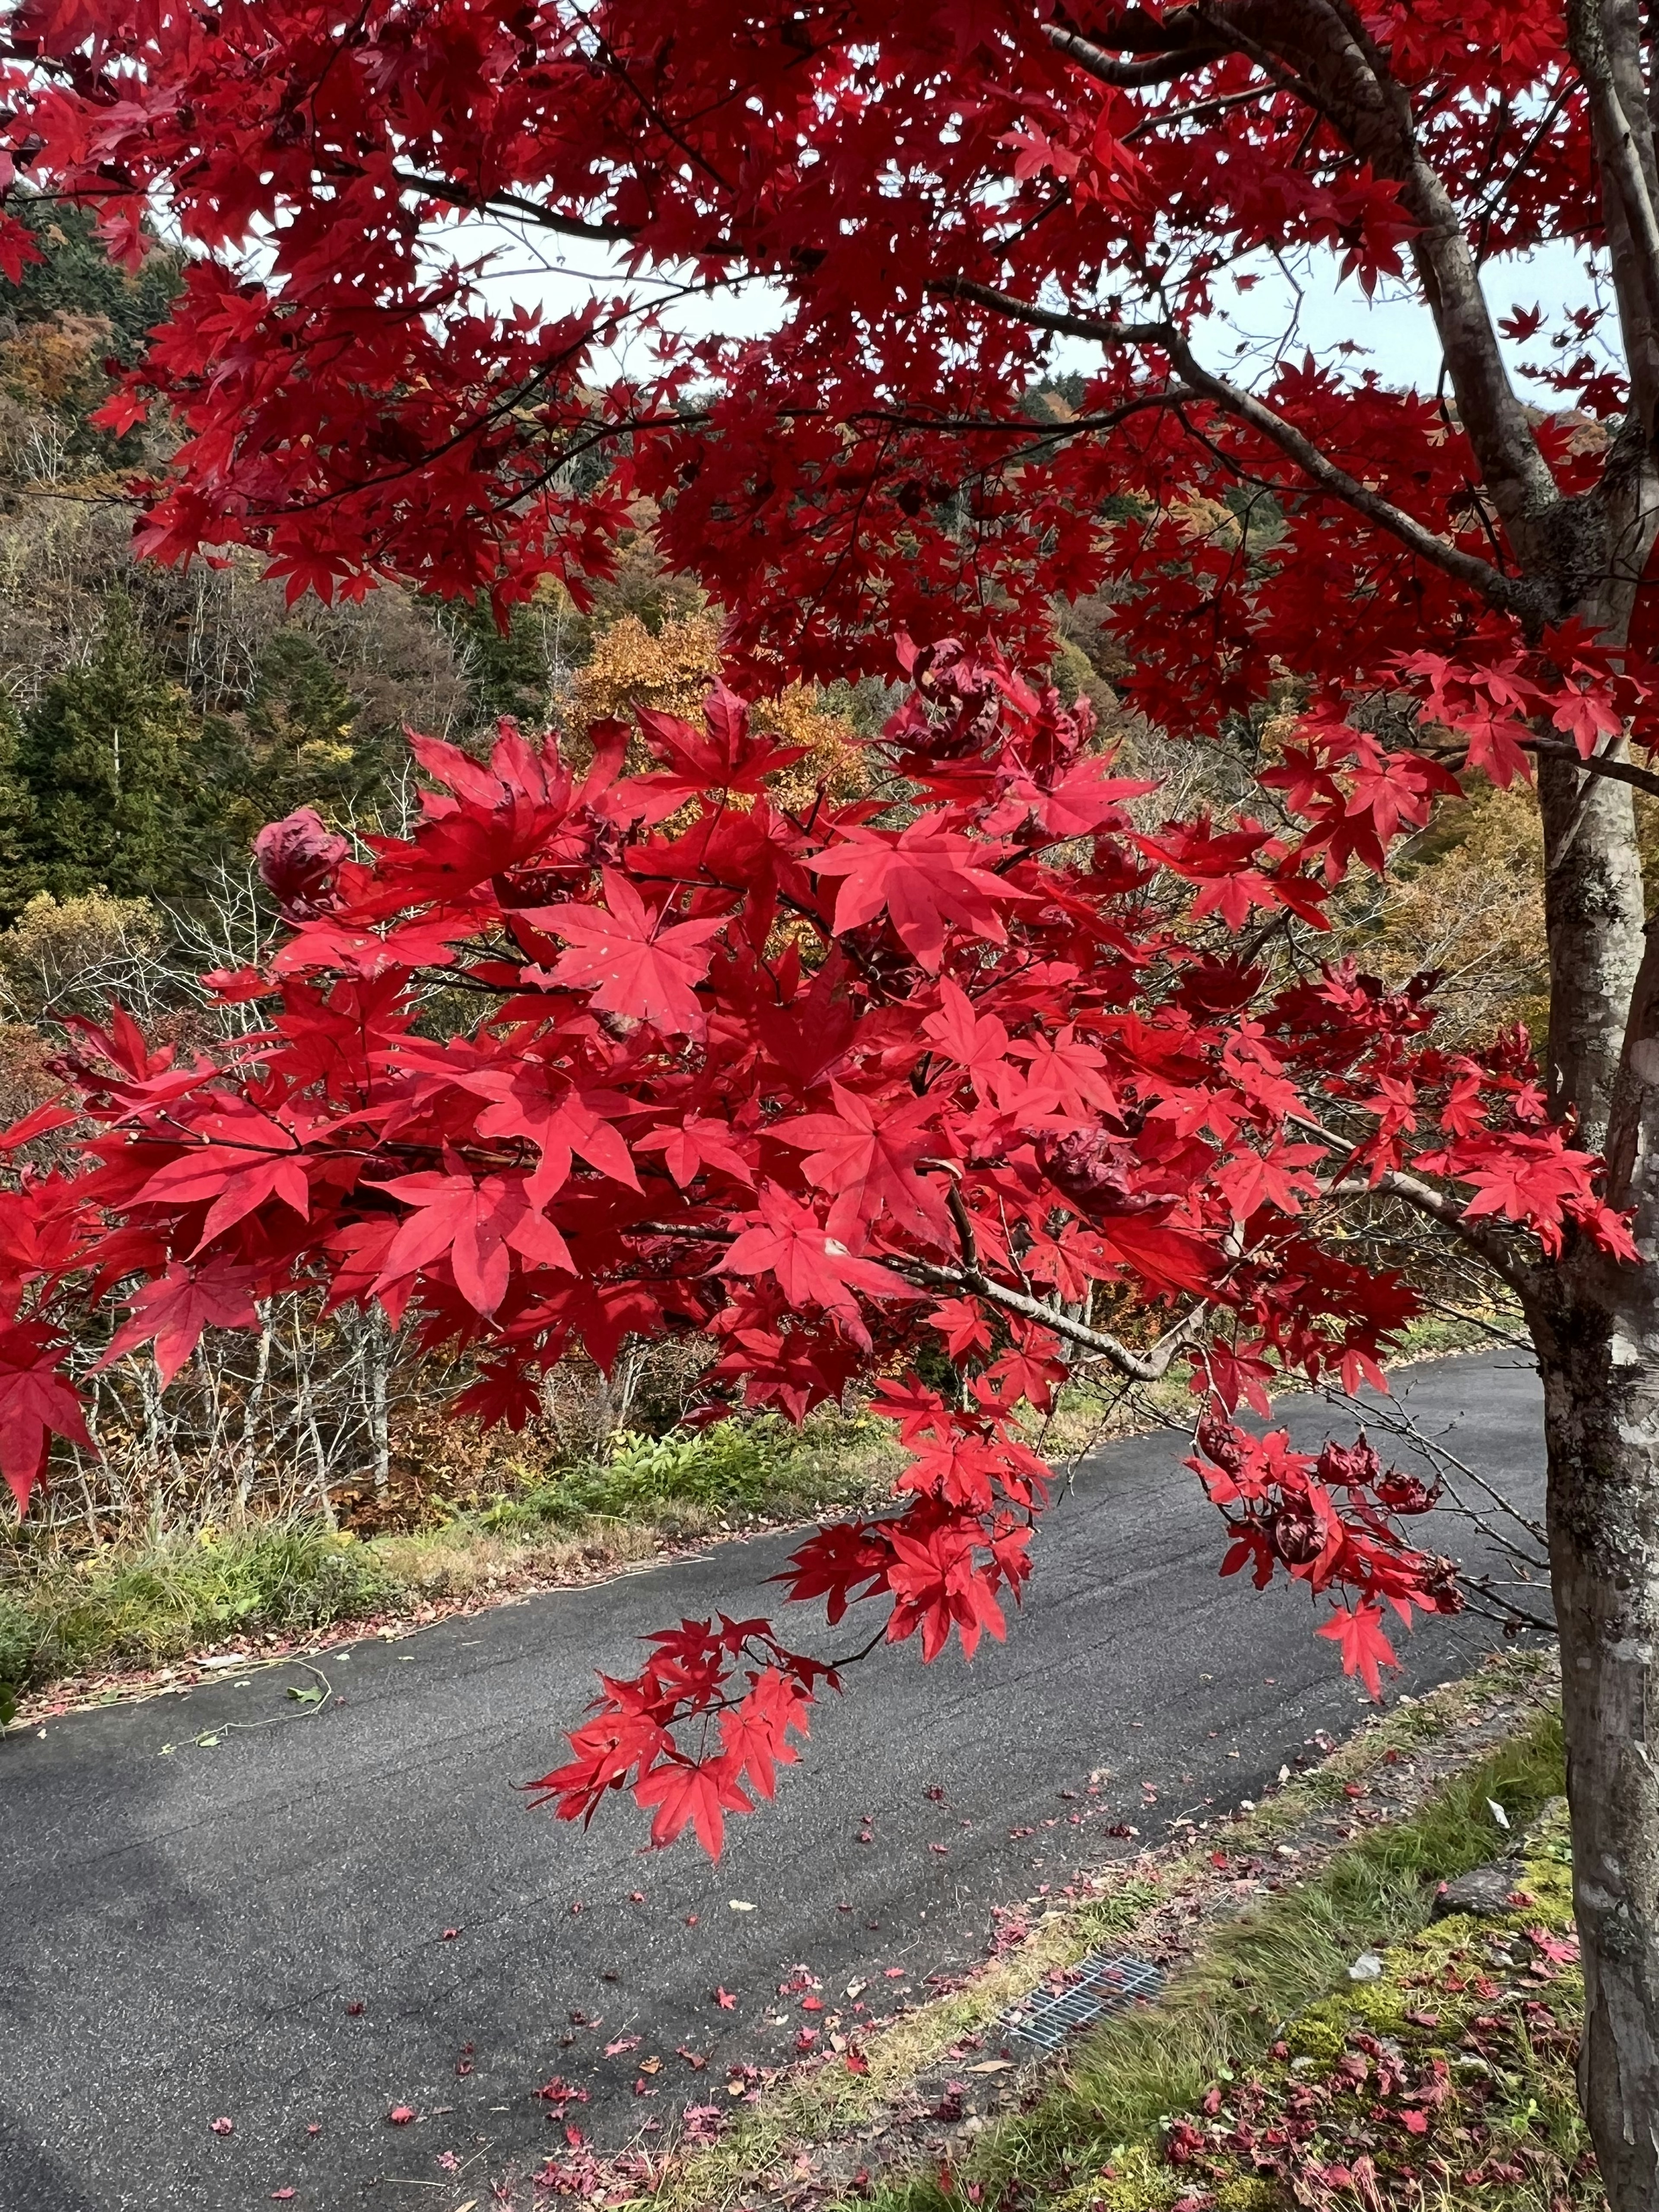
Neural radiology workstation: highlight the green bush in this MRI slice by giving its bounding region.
[477,1417,801,1532]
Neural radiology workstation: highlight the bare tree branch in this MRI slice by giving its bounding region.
[391,168,636,244]
[1044,20,1228,88]
[899,1251,1214,1379]
[927,275,1170,347]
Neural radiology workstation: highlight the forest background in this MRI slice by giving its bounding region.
[0,194,1553,1719]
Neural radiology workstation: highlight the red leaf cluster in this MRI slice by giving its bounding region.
[0,664,1629,1853]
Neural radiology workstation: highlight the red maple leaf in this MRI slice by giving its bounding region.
[719,1187,913,1343]
[808,823,1030,973]
[99,1261,260,1388]
[772,1085,951,1243]
[719,1669,812,1801]
[532,871,724,1037]
[0,1325,91,1511]
[1316,1601,1399,1700]
[634,1758,753,1857]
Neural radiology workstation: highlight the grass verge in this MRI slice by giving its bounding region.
[553,1653,1560,2212]
[0,1413,898,1716]
[858,1704,1577,2212]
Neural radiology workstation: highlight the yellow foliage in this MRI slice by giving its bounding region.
[0,888,163,1020]
[0,313,111,409]
[568,612,865,804]
[569,612,721,730]
[755,683,868,807]
[1370,782,1548,1045]
[1170,492,1242,549]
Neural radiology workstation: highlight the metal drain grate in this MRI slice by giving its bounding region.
[998,1951,1164,2056]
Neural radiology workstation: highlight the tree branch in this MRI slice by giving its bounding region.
[1044,20,1227,87]
[1317,1166,1538,1297]
[928,270,1537,617]
[899,1252,1214,1379]
[1523,731,1659,804]
[1059,1,1559,556]
[628,1210,1217,1381]
[1160,330,1541,617]
[1565,0,1659,435]
[391,168,636,245]
[926,275,1170,347]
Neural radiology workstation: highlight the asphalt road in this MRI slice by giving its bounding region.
[0,1349,1549,2212]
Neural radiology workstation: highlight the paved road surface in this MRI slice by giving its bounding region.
[0,1350,1548,2211]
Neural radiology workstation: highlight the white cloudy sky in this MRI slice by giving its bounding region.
[449,216,1611,402]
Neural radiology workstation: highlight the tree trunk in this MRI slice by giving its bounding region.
[1536,1284,1659,2202]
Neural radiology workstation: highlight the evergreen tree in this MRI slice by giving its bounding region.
[198,628,394,851]
[0,692,41,925]
[4,193,183,363]
[17,592,206,905]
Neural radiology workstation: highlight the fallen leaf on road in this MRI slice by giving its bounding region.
[845,1980,866,1999]
[209,2118,233,2136]
[801,1996,823,2012]
[441,1928,459,1940]
[845,2050,869,2074]
[270,2193,296,2202]
[387,2104,416,2125]
[714,1987,737,2009]
[728,1898,755,1912]
[639,2056,662,2075]
[676,2045,707,2069]
[966,2059,1013,2074]
[345,2001,365,2015]
[883,1967,904,1979]
[605,2034,642,2057]
[628,1891,646,1904]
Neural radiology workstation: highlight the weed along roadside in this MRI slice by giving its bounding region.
[467,1651,1571,2211]
[0,1314,1501,1728]
[0,1412,899,1723]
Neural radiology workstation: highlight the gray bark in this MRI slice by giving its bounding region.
[1045,7,1659,2198]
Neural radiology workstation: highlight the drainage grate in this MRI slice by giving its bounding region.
[998,1951,1165,2056]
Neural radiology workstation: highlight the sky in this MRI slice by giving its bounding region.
[451,217,1611,404]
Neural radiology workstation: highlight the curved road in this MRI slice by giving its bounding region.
[0,1350,1548,2211]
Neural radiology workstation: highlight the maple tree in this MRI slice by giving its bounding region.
[6,0,1659,2192]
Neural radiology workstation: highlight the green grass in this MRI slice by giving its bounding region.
[854,1707,1573,2212]
[0,1413,900,1709]
[0,1519,402,1696]
[468,1412,885,1532]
